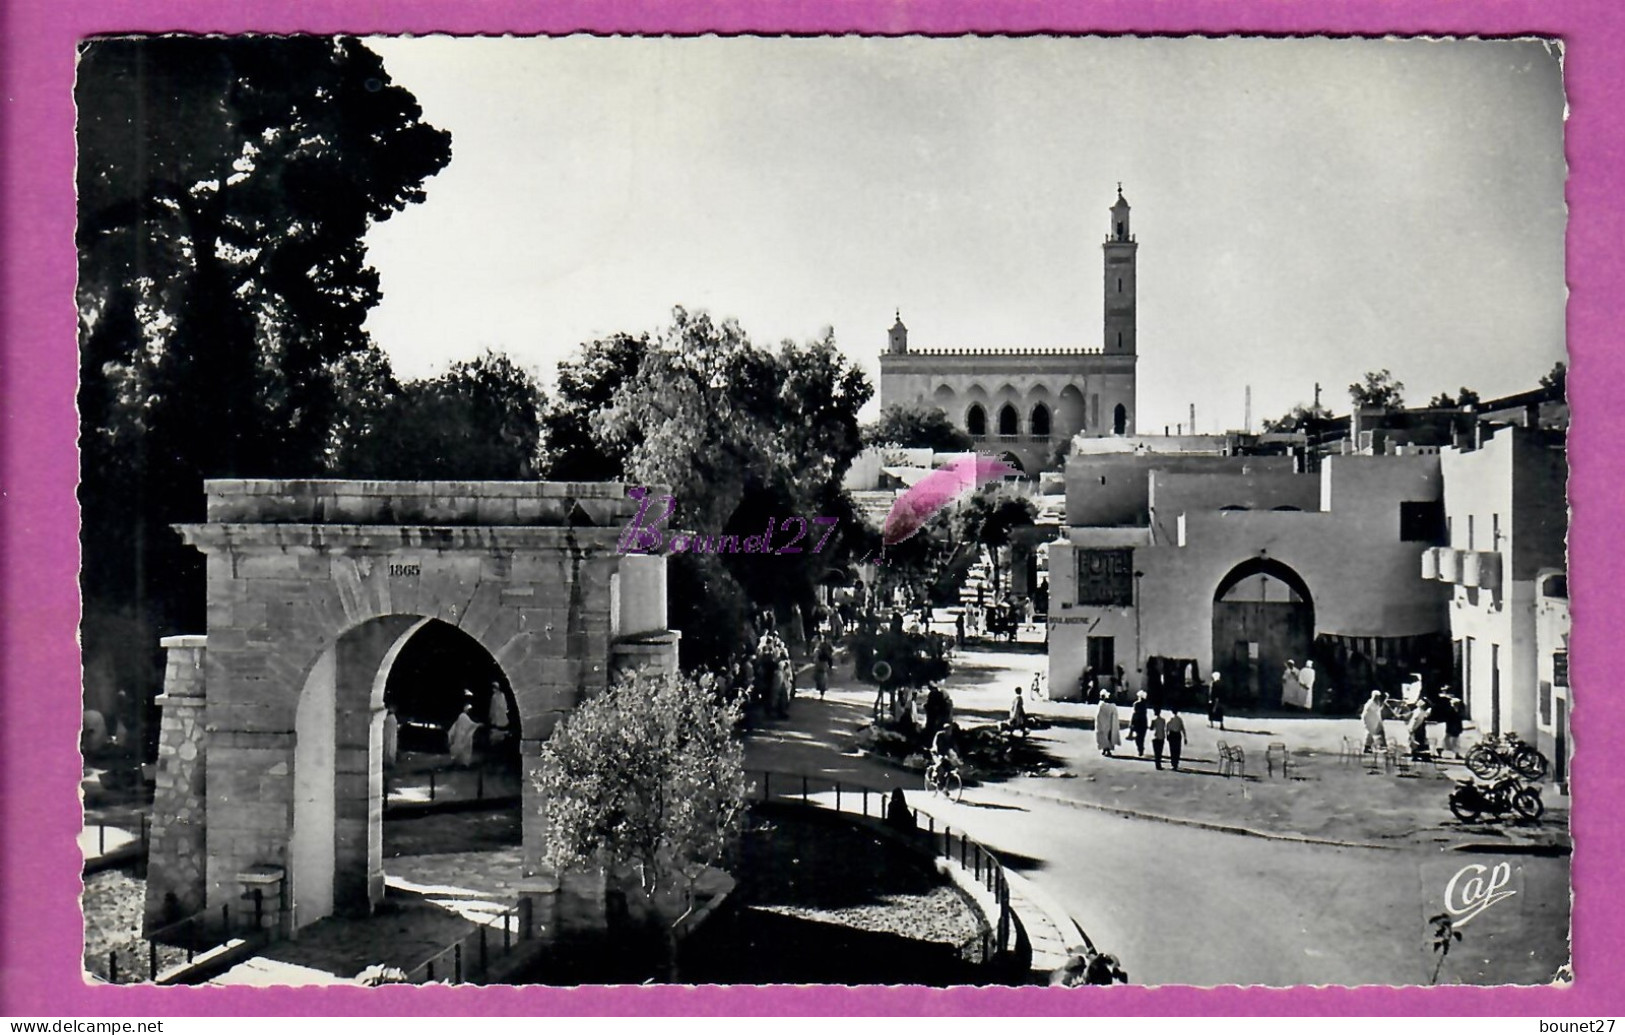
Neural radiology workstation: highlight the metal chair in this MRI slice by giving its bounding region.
[1266,742,1292,778]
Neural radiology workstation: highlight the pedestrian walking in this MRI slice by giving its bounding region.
[1166,710,1186,770]
[1299,660,1318,711]
[1151,708,1168,770]
[813,634,834,700]
[955,612,965,648]
[1030,671,1043,701]
[1361,689,1388,753]
[1129,690,1150,757]
[1207,672,1225,730]
[1095,690,1121,757]
[1007,685,1029,738]
[1440,693,1465,759]
[1408,699,1433,759]
[775,657,795,718]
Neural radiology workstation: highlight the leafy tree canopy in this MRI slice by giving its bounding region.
[588,308,873,662]
[541,333,649,481]
[1349,369,1406,411]
[1261,401,1333,433]
[339,350,547,480]
[76,36,452,711]
[1540,361,1567,397]
[77,36,453,480]
[863,404,974,453]
[953,485,1038,552]
[594,307,871,536]
[535,669,746,899]
[1428,387,1481,409]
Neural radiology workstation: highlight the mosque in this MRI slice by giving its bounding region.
[878,187,1141,474]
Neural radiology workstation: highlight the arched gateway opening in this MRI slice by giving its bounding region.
[144,481,679,936]
[1211,559,1314,709]
[289,616,526,930]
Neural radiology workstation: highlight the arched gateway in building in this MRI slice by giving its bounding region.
[1211,558,1315,709]
[143,480,678,936]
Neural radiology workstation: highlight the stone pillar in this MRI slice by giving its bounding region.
[144,635,208,933]
[518,737,608,940]
[333,629,394,917]
[609,631,681,682]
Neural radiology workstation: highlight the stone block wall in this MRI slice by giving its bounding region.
[154,480,676,932]
[143,636,208,932]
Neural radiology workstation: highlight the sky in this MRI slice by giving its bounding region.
[362,35,1567,434]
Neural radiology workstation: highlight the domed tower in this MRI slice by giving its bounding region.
[888,310,909,355]
[1103,185,1137,357]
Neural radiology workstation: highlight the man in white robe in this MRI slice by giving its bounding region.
[447,704,480,767]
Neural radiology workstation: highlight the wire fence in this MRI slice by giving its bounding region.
[87,898,263,985]
[83,810,149,866]
[751,768,1014,965]
[404,898,536,984]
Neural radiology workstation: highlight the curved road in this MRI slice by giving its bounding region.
[747,687,1569,987]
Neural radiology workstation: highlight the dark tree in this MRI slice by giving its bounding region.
[1348,369,1406,411]
[76,36,451,717]
[340,350,547,480]
[953,487,1038,595]
[1262,401,1333,433]
[594,307,873,664]
[863,403,974,453]
[541,333,649,481]
[1428,387,1480,409]
[1540,361,1567,397]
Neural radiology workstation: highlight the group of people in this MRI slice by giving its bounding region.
[727,615,797,719]
[379,679,513,771]
[1360,687,1465,760]
[1094,690,1189,771]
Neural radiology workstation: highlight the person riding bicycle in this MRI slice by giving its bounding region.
[929,721,960,787]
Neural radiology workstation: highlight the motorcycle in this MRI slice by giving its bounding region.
[1448,775,1544,823]
[1465,731,1550,782]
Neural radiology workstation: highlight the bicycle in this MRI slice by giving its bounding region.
[1465,732,1549,782]
[924,756,964,802]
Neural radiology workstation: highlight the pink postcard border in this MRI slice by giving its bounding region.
[4,0,1622,1017]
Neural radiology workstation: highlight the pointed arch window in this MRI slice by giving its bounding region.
[966,404,987,438]
[1113,403,1127,436]
[1031,403,1051,438]
[998,404,1019,436]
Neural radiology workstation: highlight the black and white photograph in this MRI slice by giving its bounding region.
[75,33,1569,989]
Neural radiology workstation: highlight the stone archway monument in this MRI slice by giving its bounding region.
[143,479,677,936]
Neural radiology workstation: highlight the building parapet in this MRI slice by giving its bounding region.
[885,346,1108,357]
[201,479,660,527]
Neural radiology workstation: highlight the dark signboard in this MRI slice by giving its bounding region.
[1077,548,1135,606]
[1554,650,1568,688]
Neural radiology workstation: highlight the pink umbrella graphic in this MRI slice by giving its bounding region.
[881,453,1020,545]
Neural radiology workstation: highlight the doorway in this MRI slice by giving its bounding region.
[1211,560,1314,709]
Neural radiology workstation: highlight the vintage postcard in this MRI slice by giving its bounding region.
[6,1,1621,1019]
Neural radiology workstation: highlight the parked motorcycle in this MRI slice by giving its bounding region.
[1448,775,1544,823]
[1465,732,1550,782]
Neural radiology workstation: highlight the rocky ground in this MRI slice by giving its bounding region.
[680,808,986,985]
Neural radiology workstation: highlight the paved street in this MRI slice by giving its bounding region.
[748,633,1569,987]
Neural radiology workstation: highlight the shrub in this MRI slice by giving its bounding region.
[534,669,747,902]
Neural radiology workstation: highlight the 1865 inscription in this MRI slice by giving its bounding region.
[388,563,421,577]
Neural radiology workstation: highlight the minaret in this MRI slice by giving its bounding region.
[888,309,909,355]
[1103,185,1137,356]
